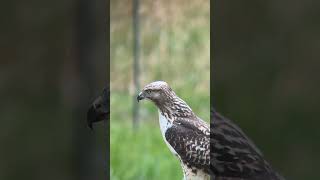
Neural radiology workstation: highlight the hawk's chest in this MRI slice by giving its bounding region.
[158,111,178,156]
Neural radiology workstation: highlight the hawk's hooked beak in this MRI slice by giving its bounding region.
[87,105,99,130]
[87,88,109,130]
[137,91,145,102]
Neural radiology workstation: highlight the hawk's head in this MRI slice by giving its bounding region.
[87,87,109,129]
[137,81,174,104]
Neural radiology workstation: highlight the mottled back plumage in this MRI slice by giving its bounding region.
[211,108,285,180]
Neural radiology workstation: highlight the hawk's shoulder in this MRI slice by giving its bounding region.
[165,117,212,175]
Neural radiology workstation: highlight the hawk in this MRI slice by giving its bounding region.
[137,81,212,180]
[87,87,109,129]
[137,81,285,180]
[210,108,285,180]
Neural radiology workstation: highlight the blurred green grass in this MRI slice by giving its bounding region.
[110,120,182,180]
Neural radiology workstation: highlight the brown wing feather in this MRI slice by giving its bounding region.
[165,118,213,175]
[211,108,284,180]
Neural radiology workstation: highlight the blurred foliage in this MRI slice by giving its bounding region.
[110,0,209,179]
[110,0,210,92]
[213,1,320,180]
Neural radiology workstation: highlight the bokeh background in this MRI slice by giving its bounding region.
[213,1,320,180]
[110,0,209,179]
[0,0,108,180]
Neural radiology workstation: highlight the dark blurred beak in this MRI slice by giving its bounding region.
[137,92,145,102]
[87,105,98,129]
[87,89,109,130]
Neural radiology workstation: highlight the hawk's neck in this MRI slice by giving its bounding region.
[154,94,195,121]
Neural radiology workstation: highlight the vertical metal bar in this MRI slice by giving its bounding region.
[132,0,140,129]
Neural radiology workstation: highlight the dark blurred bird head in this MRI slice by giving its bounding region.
[87,87,109,129]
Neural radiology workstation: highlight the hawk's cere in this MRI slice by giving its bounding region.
[138,81,212,180]
[87,87,109,129]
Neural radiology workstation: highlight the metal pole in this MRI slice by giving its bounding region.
[132,0,140,129]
